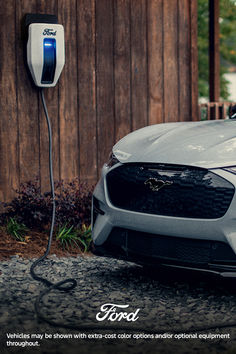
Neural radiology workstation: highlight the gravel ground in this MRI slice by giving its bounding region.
[1,255,236,354]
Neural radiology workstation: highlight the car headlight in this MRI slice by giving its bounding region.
[106,152,120,168]
[223,166,236,175]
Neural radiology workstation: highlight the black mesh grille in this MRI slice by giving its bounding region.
[106,163,235,219]
[106,228,236,265]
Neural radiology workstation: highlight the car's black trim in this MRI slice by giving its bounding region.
[91,227,236,276]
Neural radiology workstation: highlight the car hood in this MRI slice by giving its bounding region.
[113,120,236,169]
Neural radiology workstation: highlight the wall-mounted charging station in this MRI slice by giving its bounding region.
[24,13,65,87]
[23,14,76,325]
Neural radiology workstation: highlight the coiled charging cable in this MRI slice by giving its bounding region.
[30,89,76,293]
[30,88,236,333]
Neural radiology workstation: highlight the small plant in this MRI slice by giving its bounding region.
[56,223,92,252]
[3,177,93,231]
[55,178,93,228]
[56,224,81,250]
[3,178,51,229]
[77,224,92,252]
[200,106,207,121]
[7,218,28,242]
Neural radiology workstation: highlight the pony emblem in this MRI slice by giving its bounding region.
[144,178,173,191]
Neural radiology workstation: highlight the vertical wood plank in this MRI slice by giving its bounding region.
[58,0,79,181]
[77,0,97,183]
[16,0,40,185]
[207,103,211,120]
[96,0,115,170]
[37,0,60,192]
[114,0,131,141]
[163,0,179,122]
[0,0,19,201]
[190,0,199,121]
[210,104,219,120]
[209,0,220,102]
[178,0,191,121]
[215,103,219,119]
[147,0,164,125]
[131,0,148,130]
[222,103,227,119]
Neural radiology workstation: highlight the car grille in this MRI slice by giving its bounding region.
[105,228,236,265]
[106,163,235,219]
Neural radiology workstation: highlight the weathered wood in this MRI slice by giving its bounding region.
[96,0,115,170]
[207,104,211,120]
[219,104,223,119]
[37,0,60,192]
[114,0,131,141]
[16,0,40,185]
[222,103,227,119]
[131,0,148,130]
[77,0,97,183]
[163,0,179,122]
[0,0,19,201]
[209,0,220,102]
[190,0,199,121]
[0,0,199,201]
[178,0,191,121]
[147,0,164,125]
[210,104,219,120]
[58,0,79,181]
[199,102,234,120]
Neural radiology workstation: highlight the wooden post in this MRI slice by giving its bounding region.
[209,0,220,102]
[190,0,199,121]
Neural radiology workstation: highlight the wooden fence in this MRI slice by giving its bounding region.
[199,102,236,120]
[0,0,198,201]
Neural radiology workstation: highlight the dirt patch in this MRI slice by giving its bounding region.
[0,227,87,260]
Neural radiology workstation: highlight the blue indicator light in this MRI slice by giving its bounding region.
[41,38,56,84]
[44,39,55,47]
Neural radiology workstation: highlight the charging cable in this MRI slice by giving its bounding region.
[29,89,236,334]
[30,89,77,294]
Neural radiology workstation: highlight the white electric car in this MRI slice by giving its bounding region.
[91,117,236,277]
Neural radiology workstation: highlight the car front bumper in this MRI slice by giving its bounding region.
[92,164,236,277]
